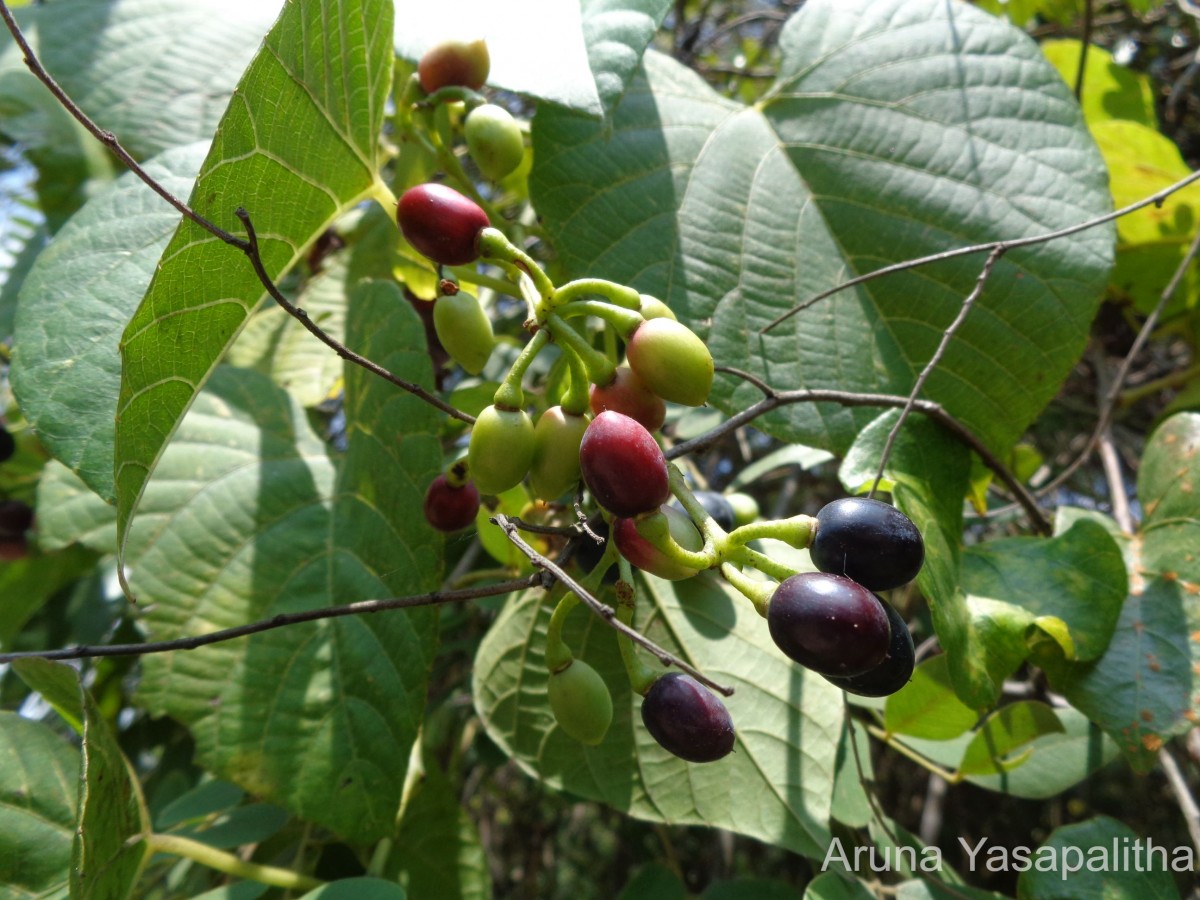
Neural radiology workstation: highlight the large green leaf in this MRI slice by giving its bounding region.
[135,284,443,845]
[581,0,673,111]
[1039,40,1156,129]
[115,0,394,568]
[0,544,99,649]
[0,711,78,899]
[473,574,843,859]
[532,0,1113,457]
[1047,414,1200,770]
[12,142,209,501]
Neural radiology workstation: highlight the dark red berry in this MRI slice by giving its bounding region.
[613,506,703,581]
[809,497,924,591]
[578,411,669,518]
[822,599,915,697]
[397,184,490,266]
[589,367,665,433]
[0,499,34,541]
[767,572,891,677]
[422,475,480,532]
[417,39,490,93]
[640,673,735,763]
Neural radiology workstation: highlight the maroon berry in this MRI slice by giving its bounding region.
[0,499,34,541]
[397,184,490,266]
[589,367,666,433]
[417,39,490,93]
[423,475,480,532]
[767,572,891,677]
[640,673,735,763]
[809,497,924,591]
[578,411,669,517]
[822,600,915,697]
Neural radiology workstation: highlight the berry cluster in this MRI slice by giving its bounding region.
[401,39,924,765]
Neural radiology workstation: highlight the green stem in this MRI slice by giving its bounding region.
[561,346,591,416]
[730,545,800,583]
[634,510,718,570]
[494,327,549,409]
[668,466,729,546]
[448,265,522,299]
[420,85,487,107]
[544,313,616,386]
[718,562,775,617]
[616,557,660,694]
[478,228,556,303]
[726,514,816,550]
[554,299,645,340]
[545,584,579,673]
[550,278,642,311]
[146,833,323,892]
[865,723,961,783]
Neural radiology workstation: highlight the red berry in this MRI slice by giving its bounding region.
[589,366,666,433]
[417,39,490,93]
[641,673,735,763]
[397,184,490,266]
[767,573,891,677]
[578,411,669,518]
[423,475,480,532]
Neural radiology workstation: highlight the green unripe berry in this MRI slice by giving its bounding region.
[727,492,760,526]
[468,405,535,496]
[548,659,613,745]
[465,104,525,182]
[626,318,714,407]
[529,407,589,501]
[433,291,494,374]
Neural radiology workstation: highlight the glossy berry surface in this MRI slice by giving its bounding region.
[528,407,589,501]
[767,572,891,677]
[548,659,613,746]
[433,291,494,374]
[614,505,703,581]
[422,475,480,532]
[589,366,666,433]
[417,38,490,93]
[397,183,490,266]
[468,405,536,496]
[809,497,924,591]
[578,411,669,517]
[625,318,714,407]
[640,673,735,763]
[823,599,915,697]
[465,104,524,181]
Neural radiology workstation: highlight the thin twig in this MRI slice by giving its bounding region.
[868,246,1006,498]
[1159,745,1200,858]
[492,514,736,697]
[0,575,541,664]
[1074,0,1093,101]
[686,368,1050,534]
[760,168,1200,333]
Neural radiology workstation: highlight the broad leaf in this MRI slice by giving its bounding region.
[115,0,394,568]
[885,655,978,741]
[957,701,1064,777]
[532,0,1113,457]
[474,574,843,859]
[1047,414,1200,770]
[135,285,443,845]
[12,142,208,500]
[12,658,85,733]
[0,544,99,649]
[581,0,673,111]
[0,711,77,899]
[1040,40,1156,129]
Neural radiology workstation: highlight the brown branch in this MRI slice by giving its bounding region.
[0,2,475,426]
[0,575,540,664]
[760,168,1200,334]
[868,246,1006,499]
[492,514,736,697]
[1074,0,1093,101]
[680,368,1051,534]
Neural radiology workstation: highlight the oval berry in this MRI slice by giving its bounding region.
[468,405,536,496]
[528,407,589,501]
[589,366,666,433]
[417,38,490,93]
[423,474,481,532]
[767,572,891,677]
[625,318,713,407]
[397,183,490,266]
[432,291,494,374]
[823,600,915,697]
[548,659,613,746]
[465,103,525,182]
[809,497,924,591]
[641,673,735,763]
[578,411,669,517]
[614,505,704,581]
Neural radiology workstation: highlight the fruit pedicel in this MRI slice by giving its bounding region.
[405,39,925,763]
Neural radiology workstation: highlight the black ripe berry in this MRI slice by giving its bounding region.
[809,497,924,591]
[767,572,891,677]
[640,673,735,763]
[822,599,915,697]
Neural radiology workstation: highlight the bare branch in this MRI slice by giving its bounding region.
[491,514,736,697]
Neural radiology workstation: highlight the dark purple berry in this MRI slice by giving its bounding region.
[822,600,914,697]
[640,673,735,763]
[809,497,924,591]
[578,411,669,517]
[767,572,891,677]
